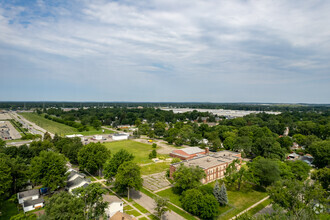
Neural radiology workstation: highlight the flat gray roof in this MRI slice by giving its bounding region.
[23,198,44,207]
[18,189,39,199]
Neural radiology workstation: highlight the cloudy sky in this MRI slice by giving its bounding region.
[0,0,329,103]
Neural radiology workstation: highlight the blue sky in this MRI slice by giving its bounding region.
[0,0,329,103]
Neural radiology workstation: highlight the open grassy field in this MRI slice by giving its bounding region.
[103,140,154,164]
[19,112,77,134]
[140,162,170,175]
[19,113,113,136]
[156,185,268,220]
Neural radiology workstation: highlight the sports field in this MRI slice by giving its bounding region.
[103,140,154,164]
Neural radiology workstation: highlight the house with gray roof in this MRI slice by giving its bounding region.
[66,170,91,193]
[103,195,123,218]
[17,189,44,213]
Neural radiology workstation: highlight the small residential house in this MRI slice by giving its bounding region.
[17,189,44,212]
[112,133,129,141]
[110,211,136,220]
[103,195,123,218]
[66,170,91,193]
[300,154,314,166]
[170,147,209,160]
[287,152,300,160]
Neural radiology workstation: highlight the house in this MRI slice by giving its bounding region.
[291,142,301,150]
[112,133,129,141]
[17,189,44,213]
[18,189,40,205]
[170,147,209,160]
[110,211,136,220]
[103,195,124,218]
[66,170,91,193]
[22,198,45,213]
[170,150,242,184]
[300,154,314,166]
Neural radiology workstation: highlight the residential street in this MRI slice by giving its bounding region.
[130,189,186,220]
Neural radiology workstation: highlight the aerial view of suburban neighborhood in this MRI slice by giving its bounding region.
[0,0,329,220]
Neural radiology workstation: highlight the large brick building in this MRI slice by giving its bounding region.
[169,147,208,160]
[170,150,241,184]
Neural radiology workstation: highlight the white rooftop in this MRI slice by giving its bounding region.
[181,147,205,155]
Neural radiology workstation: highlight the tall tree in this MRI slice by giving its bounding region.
[181,188,219,219]
[78,143,110,175]
[45,191,84,220]
[286,160,311,181]
[0,153,12,203]
[311,168,330,190]
[104,149,134,181]
[154,197,169,219]
[213,181,221,204]
[115,161,143,199]
[73,183,108,219]
[30,151,67,190]
[249,157,280,187]
[308,140,330,168]
[218,183,228,206]
[172,164,206,193]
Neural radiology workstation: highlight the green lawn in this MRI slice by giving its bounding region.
[19,113,76,134]
[19,113,113,136]
[0,200,19,220]
[140,162,170,175]
[247,199,272,216]
[103,140,154,164]
[156,185,268,220]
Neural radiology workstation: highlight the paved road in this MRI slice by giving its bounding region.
[130,189,185,220]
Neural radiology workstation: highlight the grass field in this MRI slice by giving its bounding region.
[140,162,170,175]
[103,140,154,164]
[19,113,114,136]
[19,113,77,134]
[0,200,19,220]
[156,185,268,220]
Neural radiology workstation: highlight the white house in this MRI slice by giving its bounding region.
[112,133,129,141]
[18,189,40,205]
[103,195,123,218]
[67,169,86,182]
[23,198,44,212]
[17,189,44,213]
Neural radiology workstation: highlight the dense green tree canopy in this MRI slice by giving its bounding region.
[308,140,330,168]
[0,153,12,203]
[30,151,67,190]
[78,142,110,175]
[104,149,134,181]
[249,157,280,186]
[172,164,206,193]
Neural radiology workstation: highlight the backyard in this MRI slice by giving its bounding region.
[103,140,155,164]
[156,184,268,220]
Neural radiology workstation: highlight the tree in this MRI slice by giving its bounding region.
[115,161,143,199]
[218,183,228,206]
[286,160,311,181]
[154,121,166,137]
[249,157,280,187]
[172,164,206,193]
[78,143,111,175]
[268,179,326,218]
[45,191,84,220]
[181,188,219,219]
[43,132,52,141]
[8,157,28,194]
[311,168,330,190]
[73,183,108,219]
[308,140,330,168]
[0,153,12,203]
[154,197,169,219]
[103,149,134,181]
[92,119,102,130]
[149,149,157,159]
[152,143,157,148]
[30,151,67,190]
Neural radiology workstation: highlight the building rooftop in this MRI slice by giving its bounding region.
[173,150,240,170]
[102,195,122,204]
[67,176,90,189]
[18,189,39,199]
[113,133,129,136]
[23,198,44,207]
[110,211,136,220]
[181,147,205,155]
